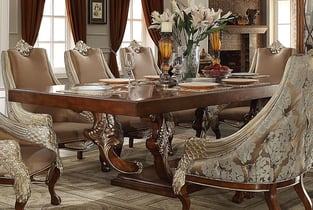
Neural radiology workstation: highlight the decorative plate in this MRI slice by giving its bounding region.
[144,75,160,80]
[221,78,258,85]
[71,85,112,91]
[99,78,135,84]
[230,72,258,77]
[178,82,219,89]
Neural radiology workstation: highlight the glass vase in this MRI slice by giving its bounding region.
[180,45,200,81]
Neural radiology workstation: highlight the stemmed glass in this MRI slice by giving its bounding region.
[171,52,184,83]
[123,52,135,88]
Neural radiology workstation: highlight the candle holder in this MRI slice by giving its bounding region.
[210,30,221,65]
[158,22,175,87]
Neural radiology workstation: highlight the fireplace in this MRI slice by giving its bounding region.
[220,51,241,72]
[218,25,268,72]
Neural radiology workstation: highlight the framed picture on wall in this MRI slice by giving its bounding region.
[88,0,107,24]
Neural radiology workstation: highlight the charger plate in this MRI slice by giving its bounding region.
[178,82,219,89]
[221,78,258,85]
[144,75,160,80]
[99,78,135,84]
[230,72,258,77]
[71,85,112,91]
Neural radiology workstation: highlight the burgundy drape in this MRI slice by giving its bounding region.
[21,0,45,45]
[65,0,87,43]
[141,0,163,66]
[109,0,130,77]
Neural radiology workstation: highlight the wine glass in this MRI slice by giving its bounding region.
[171,53,184,83]
[123,52,135,87]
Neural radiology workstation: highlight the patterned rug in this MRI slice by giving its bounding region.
[0,124,312,210]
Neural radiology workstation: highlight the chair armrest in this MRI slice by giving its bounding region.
[0,113,63,171]
[7,102,53,127]
[0,140,31,203]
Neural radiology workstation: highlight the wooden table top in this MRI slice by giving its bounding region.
[8,81,279,117]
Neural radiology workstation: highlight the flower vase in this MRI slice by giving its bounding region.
[181,45,200,81]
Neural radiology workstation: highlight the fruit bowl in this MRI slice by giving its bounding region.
[201,64,232,82]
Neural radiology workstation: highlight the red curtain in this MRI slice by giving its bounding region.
[141,0,163,66]
[65,0,87,44]
[21,0,45,45]
[109,0,130,77]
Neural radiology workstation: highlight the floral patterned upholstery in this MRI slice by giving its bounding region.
[0,111,61,209]
[173,55,313,209]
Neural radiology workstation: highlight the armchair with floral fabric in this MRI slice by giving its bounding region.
[173,54,313,209]
[0,111,62,209]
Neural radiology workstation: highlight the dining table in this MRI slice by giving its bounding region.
[8,78,278,197]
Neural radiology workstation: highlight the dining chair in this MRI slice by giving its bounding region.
[0,111,61,209]
[208,41,295,138]
[64,40,152,149]
[1,40,96,162]
[119,40,196,127]
[173,54,313,210]
[119,40,161,79]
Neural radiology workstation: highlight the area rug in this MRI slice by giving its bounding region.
[0,125,312,210]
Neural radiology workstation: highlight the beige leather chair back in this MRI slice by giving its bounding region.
[7,48,58,89]
[119,40,160,79]
[2,41,88,123]
[65,47,114,84]
[249,41,295,84]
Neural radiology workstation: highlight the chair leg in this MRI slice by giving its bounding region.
[129,137,134,148]
[15,201,27,210]
[47,166,61,205]
[264,184,280,210]
[177,185,191,210]
[294,175,312,210]
[77,151,83,159]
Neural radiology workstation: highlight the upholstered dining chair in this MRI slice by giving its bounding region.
[1,40,95,161]
[119,40,161,79]
[64,40,151,149]
[173,55,313,210]
[119,40,196,127]
[208,41,295,138]
[0,112,61,209]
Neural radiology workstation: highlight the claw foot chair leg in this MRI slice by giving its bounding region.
[15,201,27,210]
[47,167,62,205]
[177,185,191,210]
[77,151,83,159]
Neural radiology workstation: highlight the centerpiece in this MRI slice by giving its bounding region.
[150,0,232,80]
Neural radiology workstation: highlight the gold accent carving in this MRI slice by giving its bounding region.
[74,40,91,56]
[15,39,33,57]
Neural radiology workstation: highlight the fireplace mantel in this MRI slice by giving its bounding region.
[224,25,268,34]
[220,25,268,72]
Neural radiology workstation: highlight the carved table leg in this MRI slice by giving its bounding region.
[146,113,174,180]
[84,112,143,174]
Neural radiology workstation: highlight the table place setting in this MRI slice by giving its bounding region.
[229,72,270,79]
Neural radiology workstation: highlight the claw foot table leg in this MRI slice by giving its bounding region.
[84,112,143,174]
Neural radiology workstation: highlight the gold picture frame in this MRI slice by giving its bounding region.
[88,0,107,24]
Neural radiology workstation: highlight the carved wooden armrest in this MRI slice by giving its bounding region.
[0,113,63,171]
[0,140,31,203]
[7,102,53,127]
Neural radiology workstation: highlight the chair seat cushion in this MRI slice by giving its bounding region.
[53,122,91,144]
[21,145,56,175]
[118,115,151,138]
[172,109,195,124]
[218,106,250,122]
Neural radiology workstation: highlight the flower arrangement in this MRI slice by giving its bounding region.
[149,0,232,56]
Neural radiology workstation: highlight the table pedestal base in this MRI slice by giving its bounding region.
[111,161,203,197]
